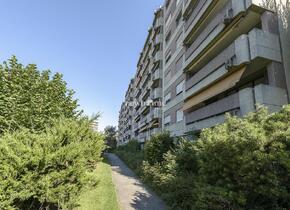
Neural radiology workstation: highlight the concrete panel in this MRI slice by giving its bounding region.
[249,28,282,62]
[254,84,288,112]
[275,0,290,101]
[186,92,240,124]
[239,87,256,115]
[165,121,186,137]
[267,62,287,89]
[186,114,226,133]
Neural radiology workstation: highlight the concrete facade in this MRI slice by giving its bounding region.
[117,0,289,145]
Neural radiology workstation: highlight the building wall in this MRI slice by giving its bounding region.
[276,0,290,101]
[117,0,290,145]
[162,0,185,136]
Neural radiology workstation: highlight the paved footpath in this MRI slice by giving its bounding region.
[106,153,167,210]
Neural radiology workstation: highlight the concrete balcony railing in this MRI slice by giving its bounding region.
[185,28,282,102]
[151,88,162,100]
[150,128,161,135]
[140,105,150,115]
[186,93,240,125]
[150,108,162,120]
[184,0,273,73]
[134,111,141,122]
[135,88,142,98]
[138,119,146,129]
[133,123,139,131]
[141,88,150,101]
[153,51,163,64]
[154,34,163,46]
[152,68,162,81]
[140,72,151,89]
[154,17,163,29]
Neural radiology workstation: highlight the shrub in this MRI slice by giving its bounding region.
[144,132,175,165]
[115,140,144,175]
[172,139,199,174]
[0,117,105,210]
[195,107,290,209]
[115,106,290,210]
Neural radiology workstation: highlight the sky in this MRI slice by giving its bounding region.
[0,0,164,131]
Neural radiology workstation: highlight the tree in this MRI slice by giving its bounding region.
[104,125,117,150]
[0,56,81,134]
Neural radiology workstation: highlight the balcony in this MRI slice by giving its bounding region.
[184,0,271,73]
[139,116,150,133]
[151,88,162,100]
[139,118,147,129]
[133,123,139,132]
[153,51,163,64]
[150,108,162,120]
[185,93,240,124]
[149,128,161,135]
[135,88,142,98]
[141,105,150,115]
[154,17,163,29]
[141,88,150,101]
[154,34,163,46]
[134,114,140,122]
[184,0,272,45]
[185,84,288,133]
[184,28,282,105]
[140,72,151,89]
[152,68,162,81]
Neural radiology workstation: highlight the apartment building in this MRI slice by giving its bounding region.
[118,79,135,145]
[118,8,164,145]
[117,0,290,145]
[182,0,289,135]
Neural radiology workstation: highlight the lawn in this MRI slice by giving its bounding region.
[76,161,120,210]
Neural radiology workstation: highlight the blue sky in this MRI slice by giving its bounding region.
[0,0,163,131]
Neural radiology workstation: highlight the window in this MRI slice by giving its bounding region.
[166,0,171,8]
[176,109,184,122]
[176,80,185,95]
[175,55,183,71]
[165,31,171,44]
[176,32,183,50]
[165,50,172,64]
[165,13,172,27]
[176,11,182,27]
[164,92,171,104]
[164,115,171,126]
[165,69,171,78]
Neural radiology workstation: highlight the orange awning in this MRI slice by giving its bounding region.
[184,67,246,112]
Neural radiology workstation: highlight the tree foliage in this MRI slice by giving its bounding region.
[0,56,80,134]
[104,126,117,150]
[0,57,105,209]
[0,117,105,210]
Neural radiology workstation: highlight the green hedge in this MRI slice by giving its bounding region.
[114,140,144,175]
[115,106,290,210]
[0,117,105,210]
